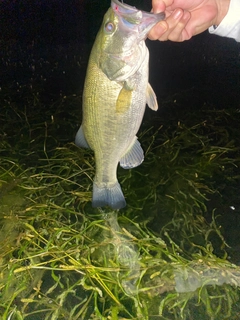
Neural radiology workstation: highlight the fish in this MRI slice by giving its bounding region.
[75,0,164,209]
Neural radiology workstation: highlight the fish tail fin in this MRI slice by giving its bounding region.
[92,182,126,210]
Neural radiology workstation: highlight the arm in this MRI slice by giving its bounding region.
[209,0,240,41]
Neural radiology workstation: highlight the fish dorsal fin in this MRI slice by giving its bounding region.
[146,83,158,111]
[120,137,144,169]
[75,125,90,148]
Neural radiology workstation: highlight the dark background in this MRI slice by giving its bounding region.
[1,0,240,110]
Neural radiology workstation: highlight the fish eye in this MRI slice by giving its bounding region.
[104,22,115,34]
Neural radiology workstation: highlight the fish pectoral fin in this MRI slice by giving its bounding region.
[75,125,90,149]
[120,137,144,169]
[116,86,133,114]
[146,83,158,111]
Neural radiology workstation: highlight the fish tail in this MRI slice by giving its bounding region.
[92,182,126,210]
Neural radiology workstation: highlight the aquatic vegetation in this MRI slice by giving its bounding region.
[1,40,240,319]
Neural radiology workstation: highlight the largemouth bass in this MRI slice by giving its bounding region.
[75,0,164,209]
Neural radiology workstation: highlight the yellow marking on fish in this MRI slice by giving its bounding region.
[116,87,133,114]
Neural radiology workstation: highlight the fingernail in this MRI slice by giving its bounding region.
[148,22,167,40]
[157,21,168,32]
[173,9,183,20]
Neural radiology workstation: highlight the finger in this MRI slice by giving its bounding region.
[157,8,184,41]
[152,0,173,13]
[148,21,168,40]
[167,10,191,41]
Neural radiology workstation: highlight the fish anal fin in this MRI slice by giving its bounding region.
[92,182,126,209]
[146,83,158,111]
[75,125,90,148]
[120,138,144,169]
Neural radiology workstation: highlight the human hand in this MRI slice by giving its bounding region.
[148,0,230,41]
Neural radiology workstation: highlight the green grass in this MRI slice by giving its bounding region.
[1,46,240,319]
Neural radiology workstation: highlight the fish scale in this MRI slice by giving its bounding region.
[75,0,164,209]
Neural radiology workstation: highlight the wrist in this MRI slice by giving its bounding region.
[215,0,230,26]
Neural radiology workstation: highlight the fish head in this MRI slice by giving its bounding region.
[111,0,165,42]
[95,0,165,81]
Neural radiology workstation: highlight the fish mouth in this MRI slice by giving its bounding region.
[111,0,165,40]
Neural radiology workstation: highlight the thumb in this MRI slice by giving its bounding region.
[152,0,168,13]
